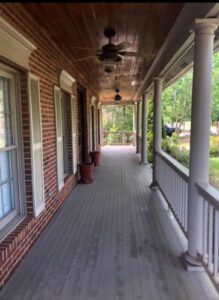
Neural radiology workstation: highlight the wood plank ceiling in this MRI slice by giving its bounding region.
[21,3,184,103]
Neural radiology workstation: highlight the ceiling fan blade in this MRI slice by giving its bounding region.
[72,46,98,50]
[118,51,139,57]
[102,98,114,101]
[74,55,96,62]
[116,41,131,51]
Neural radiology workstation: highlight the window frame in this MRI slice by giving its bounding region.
[0,63,25,240]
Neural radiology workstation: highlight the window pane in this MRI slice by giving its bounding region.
[2,182,13,216]
[0,77,13,147]
[0,151,11,182]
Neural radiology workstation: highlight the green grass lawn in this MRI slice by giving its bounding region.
[209,157,219,189]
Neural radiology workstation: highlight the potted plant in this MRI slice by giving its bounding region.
[79,162,94,184]
[90,150,101,166]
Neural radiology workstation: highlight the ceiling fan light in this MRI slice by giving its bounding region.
[115,98,120,104]
[102,60,117,73]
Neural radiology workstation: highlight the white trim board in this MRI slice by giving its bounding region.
[60,70,76,93]
[0,16,36,69]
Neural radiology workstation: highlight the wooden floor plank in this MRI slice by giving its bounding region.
[0,146,218,300]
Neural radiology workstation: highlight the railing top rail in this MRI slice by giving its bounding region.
[156,150,189,182]
[103,131,134,133]
[196,182,219,211]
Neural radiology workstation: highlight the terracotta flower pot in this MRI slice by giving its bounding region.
[90,151,101,166]
[79,162,94,184]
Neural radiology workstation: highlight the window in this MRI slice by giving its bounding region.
[0,67,24,232]
[55,84,76,191]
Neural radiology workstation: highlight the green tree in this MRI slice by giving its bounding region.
[162,70,193,133]
[212,51,219,123]
[103,105,133,131]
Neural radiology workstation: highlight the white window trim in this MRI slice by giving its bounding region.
[71,95,77,175]
[0,16,36,69]
[0,64,26,241]
[60,70,76,93]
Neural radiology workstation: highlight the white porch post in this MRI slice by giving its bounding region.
[141,93,148,164]
[133,102,137,146]
[150,78,163,188]
[100,104,104,146]
[184,20,218,265]
[136,101,141,153]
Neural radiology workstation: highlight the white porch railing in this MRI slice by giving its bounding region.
[155,150,189,235]
[103,131,134,145]
[155,150,219,289]
[197,183,219,285]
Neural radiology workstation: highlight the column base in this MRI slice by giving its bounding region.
[180,251,204,272]
[149,182,158,190]
[140,161,148,165]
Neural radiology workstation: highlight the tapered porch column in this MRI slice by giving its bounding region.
[100,104,104,146]
[150,78,163,188]
[133,102,137,146]
[141,93,148,164]
[184,20,218,266]
[136,101,141,153]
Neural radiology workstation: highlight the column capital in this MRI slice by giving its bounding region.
[154,77,164,83]
[191,18,218,35]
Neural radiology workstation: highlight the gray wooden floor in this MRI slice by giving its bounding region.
[0,146,218,300]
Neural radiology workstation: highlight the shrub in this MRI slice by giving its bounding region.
[162,139,190,168]
[210,136,219,157]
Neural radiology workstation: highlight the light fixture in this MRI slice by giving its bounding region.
[131,80,136,86]
[114,95,121,104]
[114,88,122,104]
[102,59,117,73]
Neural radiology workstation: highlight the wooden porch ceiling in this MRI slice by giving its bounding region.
[21,3,184,103]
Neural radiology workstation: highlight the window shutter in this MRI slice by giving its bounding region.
[54,86,64,191]
[71,95,77,174]
[29,74,44,217]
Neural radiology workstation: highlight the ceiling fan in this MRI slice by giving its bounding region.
[102,88,131,104]
[114,88,122,104]
[73,26,140,71]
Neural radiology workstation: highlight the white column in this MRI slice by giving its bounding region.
[100,105,104,146]
[133,103,137,146]
[185,20,218,265]
[136,101,141,153]
[141,93,148,164]
[150,78,163,188]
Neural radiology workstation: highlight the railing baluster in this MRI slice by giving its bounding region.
[203,199,208,263]
[213,210,219,280]
[208,205,213,272]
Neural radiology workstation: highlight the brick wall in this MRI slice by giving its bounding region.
[0,3,97,288]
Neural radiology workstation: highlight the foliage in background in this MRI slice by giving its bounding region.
[212,52,219,122]
[162,51,219,128]
[162,70,192,132]
[103,105,133,144]
[147,97,166,163]
[103,105,133,131]
[147,98,153,162]
[162,135,190,168]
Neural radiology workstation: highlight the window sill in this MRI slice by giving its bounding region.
[0,214,26,243]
